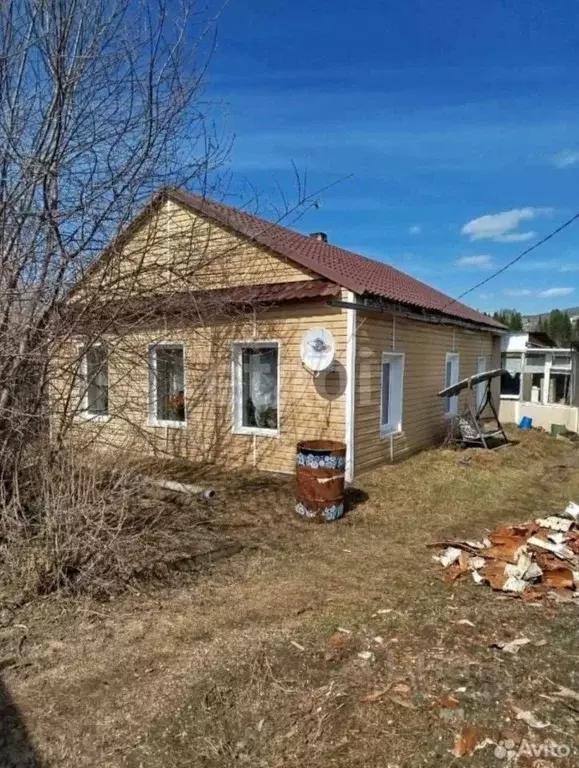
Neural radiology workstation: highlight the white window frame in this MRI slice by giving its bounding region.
[444,352,460,417]
[500,352,522,400]
[148,342,187,429]
[380,352,405,437]
[232,341,280,437]
[79,344,110,423]
[476,356,487,410]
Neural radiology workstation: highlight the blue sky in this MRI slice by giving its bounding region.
[205,0,579,315]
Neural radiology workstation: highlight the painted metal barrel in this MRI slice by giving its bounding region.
[295,440,347,522]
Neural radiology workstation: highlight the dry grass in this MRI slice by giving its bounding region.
[2,429,579,767]
[0,448,292,606]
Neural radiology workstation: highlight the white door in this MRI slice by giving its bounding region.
[476,356,487,410]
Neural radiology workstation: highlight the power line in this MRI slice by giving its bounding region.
[442,210,579,311]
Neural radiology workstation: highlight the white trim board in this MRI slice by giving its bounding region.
[345,291,357,483]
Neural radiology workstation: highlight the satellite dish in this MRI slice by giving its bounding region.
[300,327,336,373]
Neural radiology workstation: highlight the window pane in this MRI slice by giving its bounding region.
[241,347,278,429]
[445,356,459,414]
[500,372,520,396]
[86,347,108,415]
[476,357,487,408]
[445,360,452,387]
[550,373,570,405]
[552,355,571,370]
[444,360,452,413]
[503,354,521,374]
[156,347,185,421]
[381,361,391,426]
[381,355,404,433]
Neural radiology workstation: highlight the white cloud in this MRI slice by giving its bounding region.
[559,264,579,273]
[504,289,532,297]
[553,149,579,169]
[478,292,494,299]
[495,231,536,243]
[539,287,574,298]
[409,224,421,235]
[455,254,493,268]
[461,207,551,242]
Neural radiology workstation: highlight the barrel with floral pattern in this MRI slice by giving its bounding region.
[295,440,346,521]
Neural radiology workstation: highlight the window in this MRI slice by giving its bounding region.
[233,343,279,434]
[380,353,404,436]
[552,354,572,370]
[444,352,460,416]
[500,353,521,399]
[500,371,521,398]
[149,344,186,426]
[83,345,109,418]
[549,372,571,405]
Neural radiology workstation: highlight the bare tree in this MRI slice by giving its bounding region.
[0,0,236,598]
[0,0,333,601]
[0,0,229,477]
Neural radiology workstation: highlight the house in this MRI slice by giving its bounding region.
[499,331,579,432]
[55,188,505,481]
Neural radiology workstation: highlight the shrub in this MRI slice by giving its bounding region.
[0,446,161,602]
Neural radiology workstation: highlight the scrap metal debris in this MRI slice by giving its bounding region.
[431,502,579,601]
[535,516,573,533]
[451,726,480,757]
[489,637,531,655]
[439,547,462,567]
[512,706,550,729]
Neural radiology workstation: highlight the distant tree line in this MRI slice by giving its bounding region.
[492,309,524,331]
[492,308,579,345]
[536,310,579,345]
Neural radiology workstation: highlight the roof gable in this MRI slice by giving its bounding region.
[72,192,316,299]
[167,188,504,330]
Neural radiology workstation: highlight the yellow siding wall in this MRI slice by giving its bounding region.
[76,200,314,300]
[354,312,500,474]
[55,301,346,474]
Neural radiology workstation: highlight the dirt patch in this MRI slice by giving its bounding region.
[2,430,579,766]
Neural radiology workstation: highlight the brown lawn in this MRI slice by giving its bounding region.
[1,429,579,767]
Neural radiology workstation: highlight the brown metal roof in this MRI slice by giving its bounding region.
[67,280,341,330]
[166,188,504,331]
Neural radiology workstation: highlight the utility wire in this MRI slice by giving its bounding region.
[442,210,579,311]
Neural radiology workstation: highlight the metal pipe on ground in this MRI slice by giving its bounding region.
[145,477,216,500]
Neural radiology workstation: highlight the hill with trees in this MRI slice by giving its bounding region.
[495,306,579,345]
[535,309,578,345]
